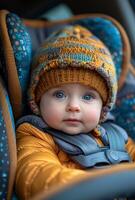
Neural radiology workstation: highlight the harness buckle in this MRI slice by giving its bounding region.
[105,150,120,163]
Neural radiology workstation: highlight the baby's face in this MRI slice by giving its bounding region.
[40,83,103,135]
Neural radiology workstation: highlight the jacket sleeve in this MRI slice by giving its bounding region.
[126,137,135,161]
[15,123,87,200]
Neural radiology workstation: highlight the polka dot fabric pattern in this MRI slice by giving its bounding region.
[112,73,135,140]
[0,77,17,200]
[0,108,9,200]
[6,13,32,94]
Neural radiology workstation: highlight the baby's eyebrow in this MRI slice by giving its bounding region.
[52,87,63,90]
[50,87,64,92]
[53,85,69,90]
[85,87,96,92]
[85,88,99,96]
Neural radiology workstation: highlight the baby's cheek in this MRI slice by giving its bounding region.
[85,108,101,123]
[42,107,62,125]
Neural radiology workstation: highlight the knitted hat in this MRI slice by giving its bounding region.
[28,25,117,121]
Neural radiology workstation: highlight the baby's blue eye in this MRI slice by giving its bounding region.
[54,91,65,99]
[82,94,93,101]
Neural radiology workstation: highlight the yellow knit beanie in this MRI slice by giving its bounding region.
[28,25,117,121]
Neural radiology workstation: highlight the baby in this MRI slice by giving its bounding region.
[15,25,135,200]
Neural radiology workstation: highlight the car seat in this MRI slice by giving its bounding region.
[1,9,135,200]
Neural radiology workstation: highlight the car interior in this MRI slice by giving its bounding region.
[1,0,135,199]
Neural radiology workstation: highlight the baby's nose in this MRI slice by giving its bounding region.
[66,101,80,112]
[67,106,80,112]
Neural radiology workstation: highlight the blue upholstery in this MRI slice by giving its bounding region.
[6,13,32,93]
[0,76,17,199]
[0,106,10,199]
[6,13,32,114]
[112,72,135,139]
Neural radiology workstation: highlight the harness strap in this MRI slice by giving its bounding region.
[72,150,130,168]
[45,127,99,155]
[102,122,128,150]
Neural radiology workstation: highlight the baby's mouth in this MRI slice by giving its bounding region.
[63,119,82,124]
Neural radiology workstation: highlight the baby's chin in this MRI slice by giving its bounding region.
[60,127,88,135]
[50,124,91,135]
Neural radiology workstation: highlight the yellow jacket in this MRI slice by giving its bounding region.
[15,122,135,200]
